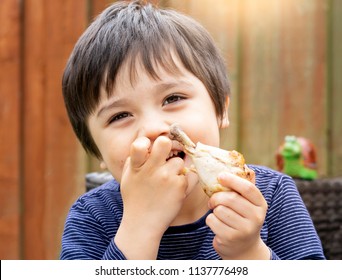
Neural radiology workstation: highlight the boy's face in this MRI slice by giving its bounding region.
[88,56,229,193]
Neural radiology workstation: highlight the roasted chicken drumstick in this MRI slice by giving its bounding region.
[169,124,255,197]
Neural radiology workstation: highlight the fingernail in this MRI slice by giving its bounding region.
[218,172,228,181]
[136,137,150,148]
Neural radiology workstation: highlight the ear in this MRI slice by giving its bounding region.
[219,96,230,129]
[100,161,107,170]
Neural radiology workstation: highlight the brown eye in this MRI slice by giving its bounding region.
[108,112,131,123]
[163,94,185,105]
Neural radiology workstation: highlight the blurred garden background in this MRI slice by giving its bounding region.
[1,0,341,259]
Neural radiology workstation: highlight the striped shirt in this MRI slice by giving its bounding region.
[60,165,325,260]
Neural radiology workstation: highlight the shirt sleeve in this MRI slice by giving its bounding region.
[103,240,127,260]
[60,196,126,260]
[265,175,325,260]
[269,248,280,260]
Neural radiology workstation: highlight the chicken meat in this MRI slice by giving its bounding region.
[169,124,255,197]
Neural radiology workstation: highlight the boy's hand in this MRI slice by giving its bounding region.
[206,172,270,260]
[115,136,188,259]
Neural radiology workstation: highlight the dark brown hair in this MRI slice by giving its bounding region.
[62,0,230,158]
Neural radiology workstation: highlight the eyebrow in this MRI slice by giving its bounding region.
[96,80,193,118]
[155,80,193,93]
[97,99,129,118]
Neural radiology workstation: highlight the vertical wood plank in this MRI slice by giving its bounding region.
[277,0,327,175]
[22,0,46,259]
[238,0,282,167]
[22,0,88,259]
[0,0,21,259]
[329,0,342,176]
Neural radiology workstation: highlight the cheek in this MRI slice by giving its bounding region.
[100,140,130,182]
[182,118,221,147]
[104,154,127,183]
[88,116,133,181]
[203,129,221,147]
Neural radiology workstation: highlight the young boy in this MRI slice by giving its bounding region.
[60,0,325,260]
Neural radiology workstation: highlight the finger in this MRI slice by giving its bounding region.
[147,136,172,166]
[209,191,251,218]
[212,204,245,230]
[165,156,185,175]
[217,172,266,207]
[130,137,151,168]
[206,212,237,238]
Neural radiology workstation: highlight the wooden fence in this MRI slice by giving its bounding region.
[0,0,341,259]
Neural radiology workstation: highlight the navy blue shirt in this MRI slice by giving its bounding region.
[60,166,325,260]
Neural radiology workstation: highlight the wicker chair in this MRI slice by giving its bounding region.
[86,172,342,259]
[294,178,342,260]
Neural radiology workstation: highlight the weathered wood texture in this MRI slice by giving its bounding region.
[0,0,21,259]
[329,0,342,176]
[21,0,89,260]
[0,0,340,259]
[0,0,89,259]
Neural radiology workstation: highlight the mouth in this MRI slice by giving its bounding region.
[167,150,186,161]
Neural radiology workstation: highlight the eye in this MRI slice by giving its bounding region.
[163,94,185,106]
[108,112,132,124]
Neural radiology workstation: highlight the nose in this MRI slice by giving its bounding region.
[137,116,171,141]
